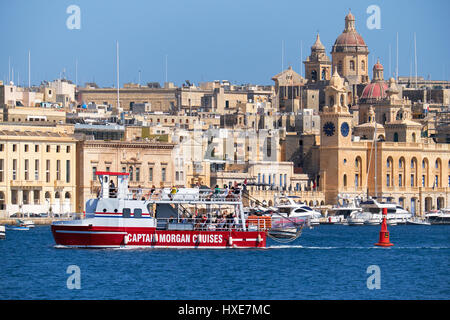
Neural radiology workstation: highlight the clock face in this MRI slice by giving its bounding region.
[341,122,350,137]
[323,122,335,136]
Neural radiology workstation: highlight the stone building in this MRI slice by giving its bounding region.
[76,139,176,212]
[318,73,449,215]
[0,124,77,217]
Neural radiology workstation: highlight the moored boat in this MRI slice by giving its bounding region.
[425,209,450,225]
[0,225,5,239]
[406,217,431,225]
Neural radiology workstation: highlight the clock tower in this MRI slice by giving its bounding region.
[321,69,353,146]
[319,70,354,204]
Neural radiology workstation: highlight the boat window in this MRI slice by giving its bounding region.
[294,208,307,213]
[303,206,312,211]
[134,209,142,218]
[123,208,131,218]
[387,208,396,213]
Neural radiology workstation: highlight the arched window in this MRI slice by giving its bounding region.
[321,68,326,80]
[311,70,317,81]
[343,174,347,187]
[393,132,399,142]
[350,60,355,71]
[65,192,71,199]
[361,60,366,71]
[340,94,344,106]
[55,192,60,199]
[412,132,416,142]
[329,96,335,107]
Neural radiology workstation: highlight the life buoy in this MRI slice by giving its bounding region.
[123,234,128,245]
[228,236,233,246]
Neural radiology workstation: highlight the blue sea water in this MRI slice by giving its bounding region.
[0,225,448,300]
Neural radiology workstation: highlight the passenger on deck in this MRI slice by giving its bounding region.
[169,186,178,200]
[217,215,226,230]
[109,180,116,198]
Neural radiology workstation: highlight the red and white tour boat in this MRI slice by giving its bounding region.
[52,172,281,249]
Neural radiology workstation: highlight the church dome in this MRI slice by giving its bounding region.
[360,60,388,102]
[360,82,389,101]
[332,11,368,52]
[334,32,367,47]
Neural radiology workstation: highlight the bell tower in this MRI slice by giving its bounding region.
[304,33,332,82]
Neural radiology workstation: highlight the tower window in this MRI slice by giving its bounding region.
[350,60,355,71]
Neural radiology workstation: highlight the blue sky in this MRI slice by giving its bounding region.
[1,0,449,87]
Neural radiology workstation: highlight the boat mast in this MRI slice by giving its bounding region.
[116,40,120,112]
[374,121,377,199]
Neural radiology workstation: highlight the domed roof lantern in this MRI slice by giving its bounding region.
[345,9,356,31]
[372,59,384,81]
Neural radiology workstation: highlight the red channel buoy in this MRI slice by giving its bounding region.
[375,207,394,247]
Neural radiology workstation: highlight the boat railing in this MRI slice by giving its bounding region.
[155,217,245,231]
[103,187,242,202]
[154,216,274,232]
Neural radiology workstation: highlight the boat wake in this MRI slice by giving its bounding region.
[267,245,450,250]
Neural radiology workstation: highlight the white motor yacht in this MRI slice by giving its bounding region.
[425,209,450,225]
[359,199,411,225]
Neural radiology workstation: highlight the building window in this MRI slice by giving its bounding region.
[35,145,39,152]
[338,61,343,73]
[393,132,399,142]
[24,159,29,180]
[386,174,390,187]
[66,146,70,153]
[24,144,29,152]
[13,144,17,152]
[92,166,97,181]
[422,175,425,187]
[11,190,18,205]
[46,145,50,152]
[46,160,50,182]
[135,167,140,182]
[411,174,415,187]
[355,174,359,187]
[161,167,167,182]
[399,174,403,187]
[350,60,355,71]
[56,160,61,180]
[23,190,29,205]
[35,159,39,180]
[149,167,153,182]
[0,159,3,182]
[0,144,3,151]
[343,174,347,187]
[66,160,70,183]
[34,190,40,205]
[175,171,179,181]
[435,175,439,188]
[56,146,60,153]
[129,166,133,181]
[12,159,17,180]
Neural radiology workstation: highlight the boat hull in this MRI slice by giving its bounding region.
[51,224,266,249]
